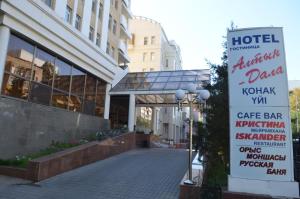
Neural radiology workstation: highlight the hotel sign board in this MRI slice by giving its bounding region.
[227,27,294,182]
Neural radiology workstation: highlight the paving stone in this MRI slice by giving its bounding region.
[0,148,188,199]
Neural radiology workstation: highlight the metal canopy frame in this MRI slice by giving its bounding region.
[110,69,210,106]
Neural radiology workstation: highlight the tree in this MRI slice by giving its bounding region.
[290,88,300,135]
[203,46,230,186]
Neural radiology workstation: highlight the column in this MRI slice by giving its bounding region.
[128,94,135,132]
[93,0,100,42]
[151,107,157,134]
[0,26,10,90]
[100,0,110,51]
[54,0,68,19]
[81,0,93,37]
[104,83,111,119]
[71,0,79,27]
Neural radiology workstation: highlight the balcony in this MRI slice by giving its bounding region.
[120,15,131,39]
[121,0,133,19]
[118,40,130,65]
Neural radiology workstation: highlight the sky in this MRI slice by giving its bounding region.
[131,0,300,80]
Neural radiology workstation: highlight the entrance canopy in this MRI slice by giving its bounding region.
[110,69,210,107]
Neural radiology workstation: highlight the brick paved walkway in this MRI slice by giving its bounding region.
[0,148,188,199]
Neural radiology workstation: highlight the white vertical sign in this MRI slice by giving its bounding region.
[227,27,298,197]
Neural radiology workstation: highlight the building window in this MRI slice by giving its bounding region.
[41,0,53,8]
[142,68,146,72]
[52,59,72,109]
[106,42,110,54]
[65,5,72,23]
[166,59,168,67]
[30,47,56,106]
[2,34,106,117]
[83,75,97,115]
[96,33,101,47]
[89,26,94,41]
[144,37,148,45]
[108,15,112,30]
[150,68,155,71]
[151,36,155,45]
[98,3,103,19]
[112,19,117,34]
[129,34,135,45]
[75,15,81,30]
[150,52,155,61]
[143,52,147,62]
[70,67,85,112]
[92,0,97,13]
[115,0,118,9]
[111,46,115,58]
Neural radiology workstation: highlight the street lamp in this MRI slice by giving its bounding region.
[176,84,210,185]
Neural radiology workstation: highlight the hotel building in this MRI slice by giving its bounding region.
[0,0,132,158]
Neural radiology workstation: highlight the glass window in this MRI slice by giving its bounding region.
[70,67,85,112]
[89,26,94,41]
[108,15,112,30]
[113,19,117,34]
[32,48,55,86]
[65,5,72,23]
[83,75,97,115]
[5,34,34,79]
[75,15,81,30]
[29,81,52,105]
[144,37,148,45]
[111,46,115,58]
[151,36,155,45]
[166,59,168,67]
[53,59,72,92]
[151,82,166,90]
[92,0,96,12]
[41,0,53,8]
[98,3,103,19]
[106,42,110,54]
[142,52,147,62]
[95,80,106,117]
[156,76,169,82]
[150,68,155,71]
[96,33,101,47]
[71,67,85,97]
[1,73,29,100]
[51,89,69,109]
[115,0,118,9]
[150,52,155,61]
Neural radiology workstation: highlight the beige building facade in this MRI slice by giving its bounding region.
[128,16,184,142]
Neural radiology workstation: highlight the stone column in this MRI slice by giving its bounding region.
[54,0,68,19]
[81,0,93,37]
[128,94,135,132]
[100,0,110,52]
[151,107,157,134]
[0,25,10,90]
[93,0,100,42]
[104,83,111,119]
[71,0,79,27]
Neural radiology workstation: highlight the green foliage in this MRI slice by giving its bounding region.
[136,116,151,128]
[0,141,80,168]
[203,46,230,186]
[289,89,300,134]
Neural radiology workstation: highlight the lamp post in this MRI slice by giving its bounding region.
[175,84,210,185]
